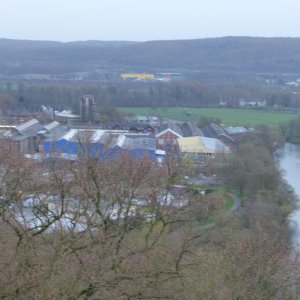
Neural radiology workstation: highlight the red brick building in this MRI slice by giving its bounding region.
[155,123,183,152]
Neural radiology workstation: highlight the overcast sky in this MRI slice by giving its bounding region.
[1,0,299,42]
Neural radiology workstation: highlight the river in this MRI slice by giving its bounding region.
[277,143,300,249]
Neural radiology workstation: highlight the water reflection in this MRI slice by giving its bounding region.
[278,143,300,249]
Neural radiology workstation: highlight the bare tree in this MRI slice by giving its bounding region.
[0,140,297,299]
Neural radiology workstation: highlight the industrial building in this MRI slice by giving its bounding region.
[177,136,230,160]
[120,73,155,80]
[3,119,43,153]
[43,129,165,162]
[80,95,96,123]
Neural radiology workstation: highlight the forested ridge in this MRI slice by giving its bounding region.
[2,37,300,76]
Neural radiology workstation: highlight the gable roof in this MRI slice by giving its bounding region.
[156,122,183,138]
[201,123,235,143]
[43,121,60,132]
[181,122,203,137]
[16,119,39,133]
[3,119,43,140]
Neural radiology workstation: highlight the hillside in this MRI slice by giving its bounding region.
[1,37,300,77]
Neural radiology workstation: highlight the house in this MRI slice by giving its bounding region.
[218,99,239,107]
[127,115,160,126]
[135,115,149,124]
[177,136,230,161]
[147,116,160,126]
[155,122,183,152]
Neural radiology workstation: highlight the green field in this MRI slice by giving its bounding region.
[119,107,297,127]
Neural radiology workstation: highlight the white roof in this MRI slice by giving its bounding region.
[61,129,78,141]
[155,128,182,138]
[201,137,227,152]
[16,119,39,132]
[155,149,166,156]
[116,135,127,147]
[55,110,79,118]
[91,130,106,142]
[44,121,60,132]
[60,129,107,142]
[225,126,250,135]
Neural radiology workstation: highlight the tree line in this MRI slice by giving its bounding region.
[1,80,300,116]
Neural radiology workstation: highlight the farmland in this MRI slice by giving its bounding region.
[119,107,297,127]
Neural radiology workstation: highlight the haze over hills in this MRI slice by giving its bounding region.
[1,37,300,78]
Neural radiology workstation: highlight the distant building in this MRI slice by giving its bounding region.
[147,115,160,126]
[135,115,149,123]
[134,115,160,126]
[155,73,182,81]
[218,99,239,107]
[239,100,267,108]
[41,105,55,119]
[80,95,96,123]
[55,110,80,124]
[120,73,155,80]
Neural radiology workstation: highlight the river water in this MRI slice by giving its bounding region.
[277,143,300,249]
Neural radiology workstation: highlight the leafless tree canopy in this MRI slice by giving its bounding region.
[0,142,298,299]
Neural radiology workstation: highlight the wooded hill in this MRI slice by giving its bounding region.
[1,37,300,76]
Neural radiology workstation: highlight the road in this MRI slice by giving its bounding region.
[200,193,241,230]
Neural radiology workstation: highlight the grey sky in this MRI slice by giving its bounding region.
[1,0,299,42]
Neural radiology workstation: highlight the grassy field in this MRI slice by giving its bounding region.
[119,107,297,127]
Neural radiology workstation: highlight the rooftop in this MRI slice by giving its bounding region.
[181,122,203,137]
[43,121,60,132]
[177,136,230,154]
[46,129,156,151]
[4,119,43,139]
[201,123,235,143]
[16,119,39,133]
[225,126,252,135]
[55,110,80,118]
[156,121,183,137]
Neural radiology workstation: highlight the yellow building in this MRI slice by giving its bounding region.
[177,136,230,159]
[120,73,155,80]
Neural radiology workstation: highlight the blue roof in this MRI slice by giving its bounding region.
[44,139,158,161]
